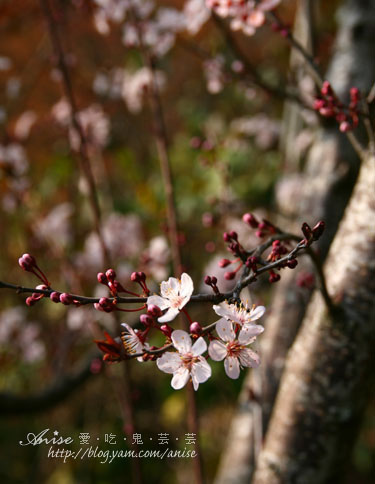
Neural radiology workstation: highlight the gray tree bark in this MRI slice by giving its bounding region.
[214,1,375,482]
[253,148,375,483]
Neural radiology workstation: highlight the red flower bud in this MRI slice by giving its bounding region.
[26,296,36,306]
[224,271,236,280]
[321,81,332,96]
[140,314,153,326]
[287,259,298,269]
[219,258,231,268]
[242,212,259,228]
[97,272,108,285]
[160,324,172,338]
[211,276,217,285]
[50,291,61,303]
[190,322,202,334]
[147,304,162,318]
[312,220,325,240]
[204,275,212,285]
[229,230,238,241]
[269,271,281,283]
[105,269,116,282]
[60,293,73,305]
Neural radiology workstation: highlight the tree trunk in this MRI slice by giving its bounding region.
[253,148,375,483]
[214,1,375,482]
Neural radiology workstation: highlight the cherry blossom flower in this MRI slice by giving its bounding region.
[208,318,262,378]
[121,323,149,362]
[157,330,211,390]
[147,273,194,323]
[213,300,266,330]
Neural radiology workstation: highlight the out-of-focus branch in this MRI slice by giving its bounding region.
[39,0,110,266]
[0,353,98,415]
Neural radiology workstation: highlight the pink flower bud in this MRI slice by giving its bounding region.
[242,213,259,228]
[60,293,73,305]
[313,98,325,110]
[160,324,172,338]
[26,296,36,306]
[218,259,231,268]
[50,291,61,303]
[137,272,146,282]
[312,220,325,240]
[224,271,236,280]
[140,314,153,326]
[229,231,238,241]
[204,275,212,285]
[97,272,108,285]
[105,269,116,282]
[211,276,217,285]
[321,80,332,96]
[22,253,36,266]
[131,272,140,282]
[190,322,202,334]
[255,230,264,238]
[147,304,162,318]
[339,121,351,132]
[18,257,32,271]
[223,232,231,242]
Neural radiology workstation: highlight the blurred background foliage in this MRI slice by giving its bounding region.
[0,0,373,482]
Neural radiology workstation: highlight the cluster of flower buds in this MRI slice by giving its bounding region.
[301,220,325,245]
[204,275,220,294]
[18,253,50,286]
[313,82,360,132]
[242,213,277,238]
[267,239,288,262]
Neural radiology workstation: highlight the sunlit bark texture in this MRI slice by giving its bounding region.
[253,150,375,483]
[214,1,375,482]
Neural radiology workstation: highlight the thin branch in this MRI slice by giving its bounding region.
[39,0,110,266]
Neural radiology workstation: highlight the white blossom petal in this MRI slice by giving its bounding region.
[249,305,266,321]
[208,340,227,361]
[179,273,194,299]
[215,318,235,341]
[224,356,240,379]
[213,303,238,322]
[147,295,169,310]
[191,336,207,356]
[191,358,211,389]
[157,352,182,374]
[171,367,190,389]
[158,307,180,323]
[160,276,178,297]
[239,348,260,368]
[238,324,264,344]
[171,330,192,353]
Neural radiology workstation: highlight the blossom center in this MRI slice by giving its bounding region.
[226,341,244,357]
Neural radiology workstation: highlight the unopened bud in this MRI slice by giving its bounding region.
[312,221,325,240]
[60,293,73,305]
[50,291,61,303]
[242,212,258,228]
[140,314,153,326]
[287,259,298,269]
[218,258,231,268]
[204,275,212,285]
[160,324,172,338]
[26,296,36,306]
[105,269,116,282]
[97,272,108,285]
[224,271,236,280]
[269,271,281,283]
[190,322,202,334]
[147,304,162,318]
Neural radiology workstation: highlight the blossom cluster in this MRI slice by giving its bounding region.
[206,0,281,36]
